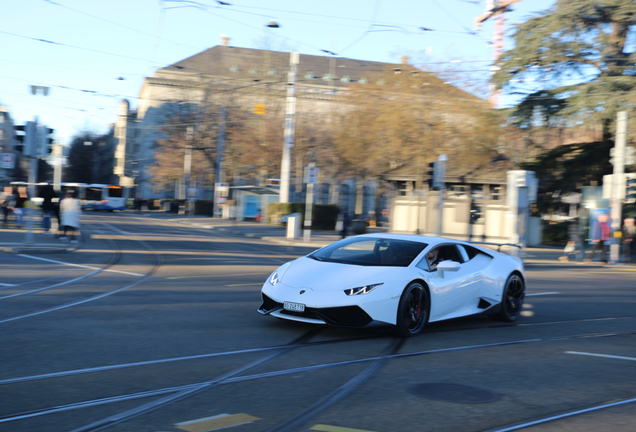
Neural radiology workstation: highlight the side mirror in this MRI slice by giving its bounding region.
[437,260,460,275]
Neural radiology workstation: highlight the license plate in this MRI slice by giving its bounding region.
[284,301,305,312]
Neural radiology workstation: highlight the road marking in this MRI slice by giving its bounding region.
[168,273,269,280]
[588,271,636,274]
[525,292,559,296]
[311,425,377,432]
[0,282,17,287]
[565,351,636,362]
[17,254,144,277]
[175,413,260,432]
[488,397,636,432]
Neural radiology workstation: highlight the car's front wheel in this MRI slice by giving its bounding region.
[395,282,429,337]
[491,273,525,322]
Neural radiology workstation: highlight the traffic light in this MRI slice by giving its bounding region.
[626,174,636,204]
[15,125,26,153]
[41,127,54,156]
[427,161,436,189]
[14,122,36,155]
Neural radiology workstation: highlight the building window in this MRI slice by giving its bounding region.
[448,185,469,199]
[397,181,408,197]
[490,185,502,201]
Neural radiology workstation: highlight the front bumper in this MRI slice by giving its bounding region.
[258,293,373,327]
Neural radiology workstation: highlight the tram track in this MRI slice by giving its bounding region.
[0,232,122,302]
[1,328,635,428]
[0,220,162,324]
[2,315,635,387]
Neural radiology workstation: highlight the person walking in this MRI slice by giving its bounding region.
[14,186,28,227]
[59,190,81,243]
[1,186,15,224]
[40,183,57,234]
[623,218,636,264]
[585,212,611,263]
[336,210,350,239]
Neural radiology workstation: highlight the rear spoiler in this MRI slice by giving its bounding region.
[468,241,522,252]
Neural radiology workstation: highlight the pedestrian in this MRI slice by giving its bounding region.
[55,190,63,235]
[59,190,81,243]
[585,212,611,263]
[14,186,28,227]
[40,183,57,234]
[623,217,636,264]
[336,210,350,239]
[1,186,14,224]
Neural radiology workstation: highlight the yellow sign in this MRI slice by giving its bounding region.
[254,104,266,115]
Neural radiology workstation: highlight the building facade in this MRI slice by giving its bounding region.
[111,38,476,218]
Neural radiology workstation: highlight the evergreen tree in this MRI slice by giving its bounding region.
[492,0,636,194]
[66,132,98,183]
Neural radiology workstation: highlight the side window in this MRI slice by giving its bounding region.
[417,245,461,271]
[463,245,483,260]
[456,245,470,263]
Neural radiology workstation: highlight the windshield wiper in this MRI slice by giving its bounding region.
[309,255,324,261]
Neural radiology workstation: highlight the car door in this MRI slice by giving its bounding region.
[416,244,483,321]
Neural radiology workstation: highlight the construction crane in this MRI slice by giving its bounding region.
[475,0,521,107]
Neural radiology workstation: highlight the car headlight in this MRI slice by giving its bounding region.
[269,271,280,286]
[344,283,383,296]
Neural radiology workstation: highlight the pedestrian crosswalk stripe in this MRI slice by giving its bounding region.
[175,413,260,432]
[310,424,377,432]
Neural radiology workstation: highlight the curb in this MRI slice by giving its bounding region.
[2,246,74,254]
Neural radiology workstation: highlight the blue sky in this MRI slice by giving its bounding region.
[0,0,555,146]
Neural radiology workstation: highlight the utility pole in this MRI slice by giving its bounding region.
[24,120,38,244]
[610,111,627,264]
[435,154,447,236]
[53,143,63,191]
[280,51,299,203]
[184,126,193,214]
[474,0,521,108]
[214,107,226,218]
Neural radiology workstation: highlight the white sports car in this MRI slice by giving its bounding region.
[258,234,526,336]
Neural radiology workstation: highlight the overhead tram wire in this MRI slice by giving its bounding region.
[42,0,200,50]
[217,0,483,38]
[0,30,159,64]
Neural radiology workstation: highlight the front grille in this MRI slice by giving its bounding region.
[315,306,373,327]
[262,295,372,328]
[280,306,371,327]
[259,293,282,313]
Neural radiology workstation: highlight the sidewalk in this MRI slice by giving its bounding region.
[3,212,633,269]
[156,214,631,269]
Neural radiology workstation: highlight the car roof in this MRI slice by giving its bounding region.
[356,233,453,246]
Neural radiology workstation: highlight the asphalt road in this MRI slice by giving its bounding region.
[1,212,635,432]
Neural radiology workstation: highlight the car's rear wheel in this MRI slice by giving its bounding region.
[491,273,525,322]
[395,282,429,336]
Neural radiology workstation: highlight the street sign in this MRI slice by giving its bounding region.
[626,146,635,166]
[610,146,636,166]
[0,153,15,169]
[254,104,266,115]
[304,165,319,184]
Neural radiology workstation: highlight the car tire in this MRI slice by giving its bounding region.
[491,273,525,322]
[395,282,429,337]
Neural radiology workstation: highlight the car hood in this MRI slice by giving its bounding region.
[279,256,403,291]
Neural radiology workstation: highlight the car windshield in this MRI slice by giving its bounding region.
[310,237,427,267]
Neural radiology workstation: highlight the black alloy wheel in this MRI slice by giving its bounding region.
[396,282,429,336]
[491,273,525,322]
